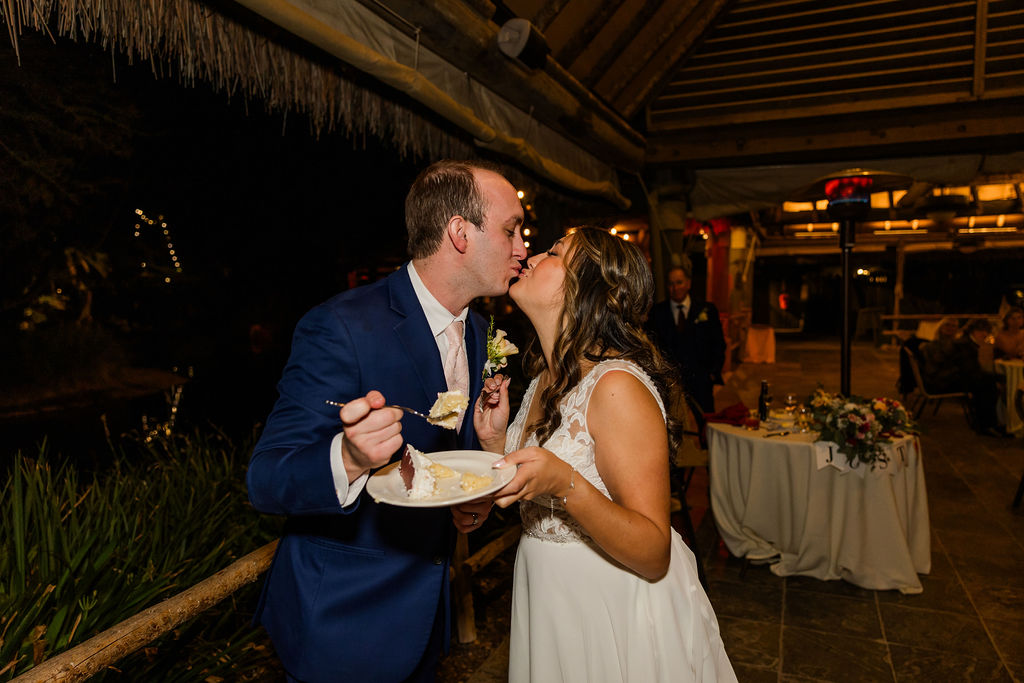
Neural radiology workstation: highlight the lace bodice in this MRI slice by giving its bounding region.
[506,359,667,544]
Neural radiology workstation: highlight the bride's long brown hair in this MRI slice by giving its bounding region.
[523,227,682,453]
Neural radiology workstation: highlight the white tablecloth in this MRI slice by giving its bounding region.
[708,423,931,593]
[995,359,1024,435]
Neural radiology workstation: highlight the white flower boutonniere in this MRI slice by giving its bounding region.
[696,307,709,323]
[483,315,519,379]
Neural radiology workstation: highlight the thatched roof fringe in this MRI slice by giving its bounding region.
[2,0,473,160]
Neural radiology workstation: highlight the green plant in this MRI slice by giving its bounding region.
[0,430,281,680]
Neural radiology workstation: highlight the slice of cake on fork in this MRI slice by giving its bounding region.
[427,390,469,429]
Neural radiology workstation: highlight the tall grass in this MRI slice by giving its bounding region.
[0,430,281,681]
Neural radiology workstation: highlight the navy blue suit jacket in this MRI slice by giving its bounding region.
[247,265,487,682]
[647,298,726,412]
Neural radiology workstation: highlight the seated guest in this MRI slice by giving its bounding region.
[994,306,1024,359]
[897,333,929,397]
[921,318,1003,436]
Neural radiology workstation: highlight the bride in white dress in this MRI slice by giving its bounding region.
[475,227,736,682]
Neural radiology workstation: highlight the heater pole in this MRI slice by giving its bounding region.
[840,218,855,396]
[790,168,913,399]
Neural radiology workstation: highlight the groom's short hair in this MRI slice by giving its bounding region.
[405,159,502,259]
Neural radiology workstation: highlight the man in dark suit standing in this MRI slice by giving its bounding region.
[647,265,726,413]
[247,160,525,682]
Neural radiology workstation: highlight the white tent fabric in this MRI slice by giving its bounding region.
[239,0,629,206]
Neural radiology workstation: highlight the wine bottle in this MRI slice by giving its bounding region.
[758,381,770,421]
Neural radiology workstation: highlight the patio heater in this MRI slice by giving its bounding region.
[792,169,912,397]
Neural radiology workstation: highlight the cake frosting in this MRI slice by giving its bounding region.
[398,444,491,500]
[428,390,469,429]
[399,445,457,499]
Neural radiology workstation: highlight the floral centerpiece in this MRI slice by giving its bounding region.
[807,388,917,469]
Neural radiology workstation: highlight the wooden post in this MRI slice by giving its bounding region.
[452,524,522,643]
[452,532,476,643]
[892,241,906,344]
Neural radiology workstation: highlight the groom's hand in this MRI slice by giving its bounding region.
[452,498,493,533]
[340,390,403,482]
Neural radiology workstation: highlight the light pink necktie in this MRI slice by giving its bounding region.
[443,319,469,431]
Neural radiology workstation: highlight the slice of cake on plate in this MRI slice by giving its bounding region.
[399,445,455,499]
[460,471,493,492]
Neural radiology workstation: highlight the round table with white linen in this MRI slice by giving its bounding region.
[708,423,931,594]
[995,359,1024,436]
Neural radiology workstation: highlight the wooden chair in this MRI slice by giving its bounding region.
[1013,388,1024,510]
[671,391,709,590]
[901,345,972,421]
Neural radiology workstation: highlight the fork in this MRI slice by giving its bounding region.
[325,400,456,421]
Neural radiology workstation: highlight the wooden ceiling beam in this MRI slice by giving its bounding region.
[715,0,969,33]
[554,0,626,68]
[579,0,663,90]
[705,3,973,44]
[717,0,938,28]
[663,47,973,94]
[698,15,971,57]
[650,81,976,123]
[645,101,1024,165]
[973,0,989,96]
[592,0,705,100]
[610,0,732,118]
[532,0,573,32]
[677,32,974,80]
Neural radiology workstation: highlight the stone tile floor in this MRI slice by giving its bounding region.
[438,339,1024,682]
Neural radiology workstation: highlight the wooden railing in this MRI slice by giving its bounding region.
[12,542,279,683]
[14,527,520,680]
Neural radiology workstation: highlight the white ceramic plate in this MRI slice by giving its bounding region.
[367,449,514,508]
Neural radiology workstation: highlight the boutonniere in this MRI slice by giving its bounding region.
[483,315,519,379]
[696,308,709,323]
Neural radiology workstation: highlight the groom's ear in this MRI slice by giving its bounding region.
[447,215,470,254]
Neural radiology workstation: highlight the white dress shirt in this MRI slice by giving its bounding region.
[329,262,468,506]
[675,295,691,325]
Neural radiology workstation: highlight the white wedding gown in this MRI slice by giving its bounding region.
[507,359,736,683]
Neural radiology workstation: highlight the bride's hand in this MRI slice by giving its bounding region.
[492,446,574,508]
[474,374,510,453]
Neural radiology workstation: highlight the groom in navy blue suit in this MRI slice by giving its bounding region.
[247,160,526,682]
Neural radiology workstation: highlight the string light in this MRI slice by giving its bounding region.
[133,209,183,279]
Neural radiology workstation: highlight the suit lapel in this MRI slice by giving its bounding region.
[389,266,446,409]
[687,299,702,324]
[460,314,486,448]
[389,267,485,450]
